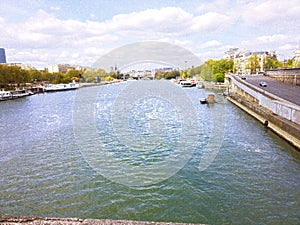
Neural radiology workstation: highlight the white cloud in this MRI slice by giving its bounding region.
[198,40,221,49]
[107,7,193,35]
[1,1,300,68]
[256,34,289,44]
[241,34,300,49]
[241,0,300,27]
[278,44,298,51]
[191,12,232,32]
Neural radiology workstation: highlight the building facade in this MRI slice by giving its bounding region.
[225,48,277,74]
[0,48,7,64]
[47,64,87,73]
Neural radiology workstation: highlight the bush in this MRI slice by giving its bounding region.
[214,73,224,82]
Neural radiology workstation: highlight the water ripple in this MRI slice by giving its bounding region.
[0,83,299,224]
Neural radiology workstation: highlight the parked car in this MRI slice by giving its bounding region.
[259,81,267,87]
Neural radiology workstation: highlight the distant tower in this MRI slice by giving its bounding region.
[0,48,6,63]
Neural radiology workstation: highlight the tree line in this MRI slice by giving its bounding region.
[0,55,298,88]
[189,58,234,82]
[188,55,298,82]
[0,65,121,89]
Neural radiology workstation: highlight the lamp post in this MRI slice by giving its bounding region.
[184,60,187,70]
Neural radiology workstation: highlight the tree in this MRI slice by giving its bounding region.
[28,69,43,82]
[65,69,82,82]
[214,73,224,82]
[212,59,234,75]
[293,60,300,68]
[181,70,189,79]
[189,65,201,79]
[83,68,107,82]
[285,59,294,68]
[200,63,213,81]
[264,57,281,70]
[246,54,259,73]
[198,58,233,82]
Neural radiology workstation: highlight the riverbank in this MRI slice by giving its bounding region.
[79,80,123,88]
[228,94,300,150]
[0,80,124,101]
[0,216,202,225]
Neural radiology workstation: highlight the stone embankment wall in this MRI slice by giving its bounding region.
[265,68,300,86]
[228,94,300,149]
[227,75,300,149]
[229,75,300,126]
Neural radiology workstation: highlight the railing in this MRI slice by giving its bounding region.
[228,74,300,125]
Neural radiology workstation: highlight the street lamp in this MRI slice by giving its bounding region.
[184,60,187,70]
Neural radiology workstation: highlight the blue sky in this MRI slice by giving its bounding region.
[0,0,299,69]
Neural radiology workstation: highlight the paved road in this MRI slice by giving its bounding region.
[236,75,300,106]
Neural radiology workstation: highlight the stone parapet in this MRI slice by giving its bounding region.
[265,68,300,86]
[0,216,202,225]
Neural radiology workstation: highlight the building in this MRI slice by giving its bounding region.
[224,48,277,74]
[224,48,239,60]
[47,64,85,73]
[5,63,33,70]
[0,48,7,64]
[47,64,59,73]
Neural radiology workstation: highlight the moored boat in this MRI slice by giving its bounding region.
[44,82,79,92]
[179,80,196,87]
[0,90,12,101]
[200,98,207,104]
[0,88,33,101]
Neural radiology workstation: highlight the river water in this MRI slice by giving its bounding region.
[0,81,299,224]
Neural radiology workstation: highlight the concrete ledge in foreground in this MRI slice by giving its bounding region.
[0,216,203,225]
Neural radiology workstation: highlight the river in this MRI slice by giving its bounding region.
[0,80,299,224]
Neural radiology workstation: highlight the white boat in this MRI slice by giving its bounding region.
[0,90,12,101]
[44,82,79,92]
[0,88,33,101]
[11,88,33,98]
[179,80,196,87]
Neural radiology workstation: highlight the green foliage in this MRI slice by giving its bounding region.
[0,65,30,87]
[0,65,88,88]
[246,54,259,73]
[293,60,300,68]
[83,68,107,82]
[264,57,281,69]
[200,64,214,81]
[155,70,180,79]
[286,59,294,68]
[212,59,234,75]
[108,71,122,79]
[194,58,233,82]
[65,69,82,83]
[180,70,188,79]
[189,65,201,78]
[214,73,224,82]
[104,76,114,81]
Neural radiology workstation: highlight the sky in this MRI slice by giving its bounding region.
[0,0,299,69]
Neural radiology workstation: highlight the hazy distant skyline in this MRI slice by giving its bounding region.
[0,0,299,69]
